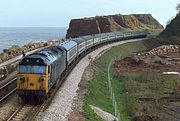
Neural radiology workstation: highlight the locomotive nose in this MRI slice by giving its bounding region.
[17,74,46,90]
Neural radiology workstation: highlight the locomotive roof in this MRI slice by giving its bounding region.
[59,40,77,51]
[21,46,64,65]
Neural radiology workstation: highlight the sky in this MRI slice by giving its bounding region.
[0,0,179,27]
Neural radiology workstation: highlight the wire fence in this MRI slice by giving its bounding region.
[108,59,121,121]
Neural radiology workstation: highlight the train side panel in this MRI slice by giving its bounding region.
[93,35,101,46]
[116,32,124,40]
[59,40,78,65]
[48,48,66,91]
[101,34,109,43]
[81,36,94,50]
[72,38,87,56]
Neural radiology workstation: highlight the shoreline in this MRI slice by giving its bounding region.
[0,38,64,64]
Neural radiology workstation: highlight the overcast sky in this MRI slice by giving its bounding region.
[0,0,179,27]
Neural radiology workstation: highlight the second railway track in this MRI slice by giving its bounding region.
[0,78,17,102]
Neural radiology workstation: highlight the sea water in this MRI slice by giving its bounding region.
[0,27,67,52]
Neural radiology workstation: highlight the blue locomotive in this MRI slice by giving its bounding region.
[17,31,147,101]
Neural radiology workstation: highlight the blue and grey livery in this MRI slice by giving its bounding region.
[16,31,147,102]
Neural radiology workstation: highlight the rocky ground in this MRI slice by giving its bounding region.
[0,62,18,85]
[113,44,180,121]
[0,40,62,63]
[114,45,180,73]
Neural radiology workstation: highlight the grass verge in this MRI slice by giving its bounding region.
[83,39,150,121]
[83,38,180,121]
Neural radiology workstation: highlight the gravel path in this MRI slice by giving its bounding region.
[90,105,118,121]
[37,38,146,121]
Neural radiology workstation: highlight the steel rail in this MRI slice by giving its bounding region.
[0,78,17,102]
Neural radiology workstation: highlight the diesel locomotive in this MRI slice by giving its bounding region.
[17,31,147,101]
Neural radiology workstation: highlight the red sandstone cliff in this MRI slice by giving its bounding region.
[66,14,163,38]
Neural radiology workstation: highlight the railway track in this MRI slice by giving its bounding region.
[161,105,180,121]
[0,45,92,120]
[0,38,149,120]
[0,76,47,121]
[0,78,17,102]
[7,101,46,121]
[156,104,180,121]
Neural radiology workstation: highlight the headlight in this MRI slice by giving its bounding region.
[39,76,45,82]
[19,77,26,84]
[20,77,25,81]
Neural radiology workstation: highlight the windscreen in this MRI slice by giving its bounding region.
[19,65,46,74]
[34,66,46,74]
[19,65,32,73]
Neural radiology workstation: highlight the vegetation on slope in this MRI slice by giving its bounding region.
[159,13,180,38]
[83,40,151,121]
[159,3,180,41]
[83,38,180,121]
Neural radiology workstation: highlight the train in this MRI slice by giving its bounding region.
[16,31,147,102]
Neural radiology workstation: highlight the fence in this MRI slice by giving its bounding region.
[108,59,121,121]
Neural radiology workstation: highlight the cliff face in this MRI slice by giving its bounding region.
[159,14,180,38]
[67,19,101,38]
[66,14,164,38]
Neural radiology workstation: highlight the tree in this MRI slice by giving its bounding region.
[166,16,174,25]
[176,3,180,14]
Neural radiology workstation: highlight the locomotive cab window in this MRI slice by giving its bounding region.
[34,66,46,74]
[19,65,32,73]
[19,65,46,74]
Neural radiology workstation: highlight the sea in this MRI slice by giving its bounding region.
[0,27,67,52]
